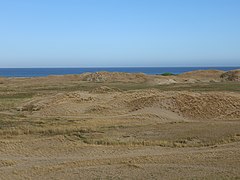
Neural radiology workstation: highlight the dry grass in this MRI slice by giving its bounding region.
[0,74,240,179]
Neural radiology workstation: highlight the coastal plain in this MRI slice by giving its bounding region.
[0,70,240,179]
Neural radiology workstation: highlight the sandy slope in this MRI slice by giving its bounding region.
[18,89,240,120]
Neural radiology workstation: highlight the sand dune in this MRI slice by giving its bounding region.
[18,89,240,121]
[221,69,240,81]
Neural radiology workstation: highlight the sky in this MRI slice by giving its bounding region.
[0,0,240,67]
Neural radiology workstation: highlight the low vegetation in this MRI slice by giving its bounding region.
[0,70,239,179]
[160,72,175,76]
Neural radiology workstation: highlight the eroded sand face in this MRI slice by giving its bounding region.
[0,71,240,179]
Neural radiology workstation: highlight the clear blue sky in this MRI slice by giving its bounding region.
[0,0,240,67]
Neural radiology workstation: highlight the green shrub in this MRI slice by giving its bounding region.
[161,72,175,76]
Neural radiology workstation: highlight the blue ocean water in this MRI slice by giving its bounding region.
[0,67,239,77]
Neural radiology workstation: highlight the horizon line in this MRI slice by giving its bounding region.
[0,65,240,68]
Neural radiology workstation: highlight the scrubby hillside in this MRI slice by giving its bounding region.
[81,72,149,83]
[220,69,240,81]
[18,89,240,120]
[178,70,225,79]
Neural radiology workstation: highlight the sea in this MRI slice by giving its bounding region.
[0,67,239,77]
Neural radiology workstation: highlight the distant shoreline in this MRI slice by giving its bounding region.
[0,67,239,78]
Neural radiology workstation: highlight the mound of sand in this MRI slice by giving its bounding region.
[179,70,225,79]
[18,92,95,112]
[220,69,240,81]
[127,95,161,111]
[90,86,122,93]
[153,78,177,85]
[82,72,148,83]
[18,88,240,120]
[85,105,111,114]
[110,89,172,112]
[110,90,240,120]
[171,92,240,120]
